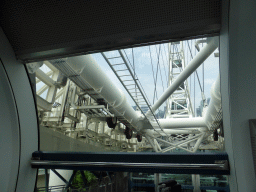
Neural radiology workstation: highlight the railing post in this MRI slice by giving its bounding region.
[45,169,49,192]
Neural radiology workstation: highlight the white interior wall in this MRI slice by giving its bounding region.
[220,0,256,191]
[0,54,20,192]
[0,27,38,191]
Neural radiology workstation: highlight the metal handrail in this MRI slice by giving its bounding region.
[31,160,229,171]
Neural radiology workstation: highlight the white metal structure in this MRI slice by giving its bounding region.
[166,41,193,119]
[30,36,223,154]
[30,36,223,188]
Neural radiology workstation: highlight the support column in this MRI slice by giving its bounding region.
[145,135,158,152]
[154,173,160,192]
[192,174,200,192]
[45,169,49,192]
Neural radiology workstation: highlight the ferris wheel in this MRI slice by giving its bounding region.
[31,36,223,153]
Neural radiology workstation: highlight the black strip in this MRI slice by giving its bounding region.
[33,169,39,192]
[22,33,219,63]
[66,171,77,189]
[80,171,87,187]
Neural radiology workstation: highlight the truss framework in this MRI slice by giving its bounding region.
[29,38,223,153]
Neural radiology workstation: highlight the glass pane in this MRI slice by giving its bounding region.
[26,36,227,191]
[36,170,230,192]
[27,37,222,154]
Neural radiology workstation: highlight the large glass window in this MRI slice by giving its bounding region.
[26,36,227,191]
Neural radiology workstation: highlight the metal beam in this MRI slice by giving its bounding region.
[31,151,229,175]
[36,84,49,96]
[36,71,53,84]
[36,69,55,86]
[80,171,87,187]
[66,171,77,190]
[44,61,58,72]
[146,37,218,115]
[45,169,49,192]
[150,118,206,129]
[37,95,52,111]
[145,129,202,135]
[145,135,159,152]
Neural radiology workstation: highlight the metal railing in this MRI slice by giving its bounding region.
[31,151,230,175]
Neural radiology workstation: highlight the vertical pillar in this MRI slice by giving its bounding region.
[192,174,200,192]
[154,173,160,192]
[45,169,49,192]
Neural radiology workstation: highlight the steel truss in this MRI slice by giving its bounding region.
[31,61,146,151]
[141,37,221,153]
[30,37,222,153]
[152,41,201,153]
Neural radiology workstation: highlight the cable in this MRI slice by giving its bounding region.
[119,48,168,137]
[149,46,158,102]
[123,49,134,72]
[162,43,170,83]
[160,44,168,88]
[158,49,165,93]
[194,40,196,117]
[132,48,135,75]
[188,42,191,106]
[202,40,204,93]
[122,49,152,108]
[187,41,203,93]
[152,45,161,104]
[158,51,166,119]
[160,44,169,116]
[132,48,138,108]
[154,45,164,116]
[188,40,194,116]
[137,80,152,107]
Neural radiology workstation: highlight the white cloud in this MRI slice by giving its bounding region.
[204,78,216,85]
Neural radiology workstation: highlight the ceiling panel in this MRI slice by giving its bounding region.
[0,0,221,62]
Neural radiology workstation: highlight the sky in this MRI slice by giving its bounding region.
[91,37,220,115]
